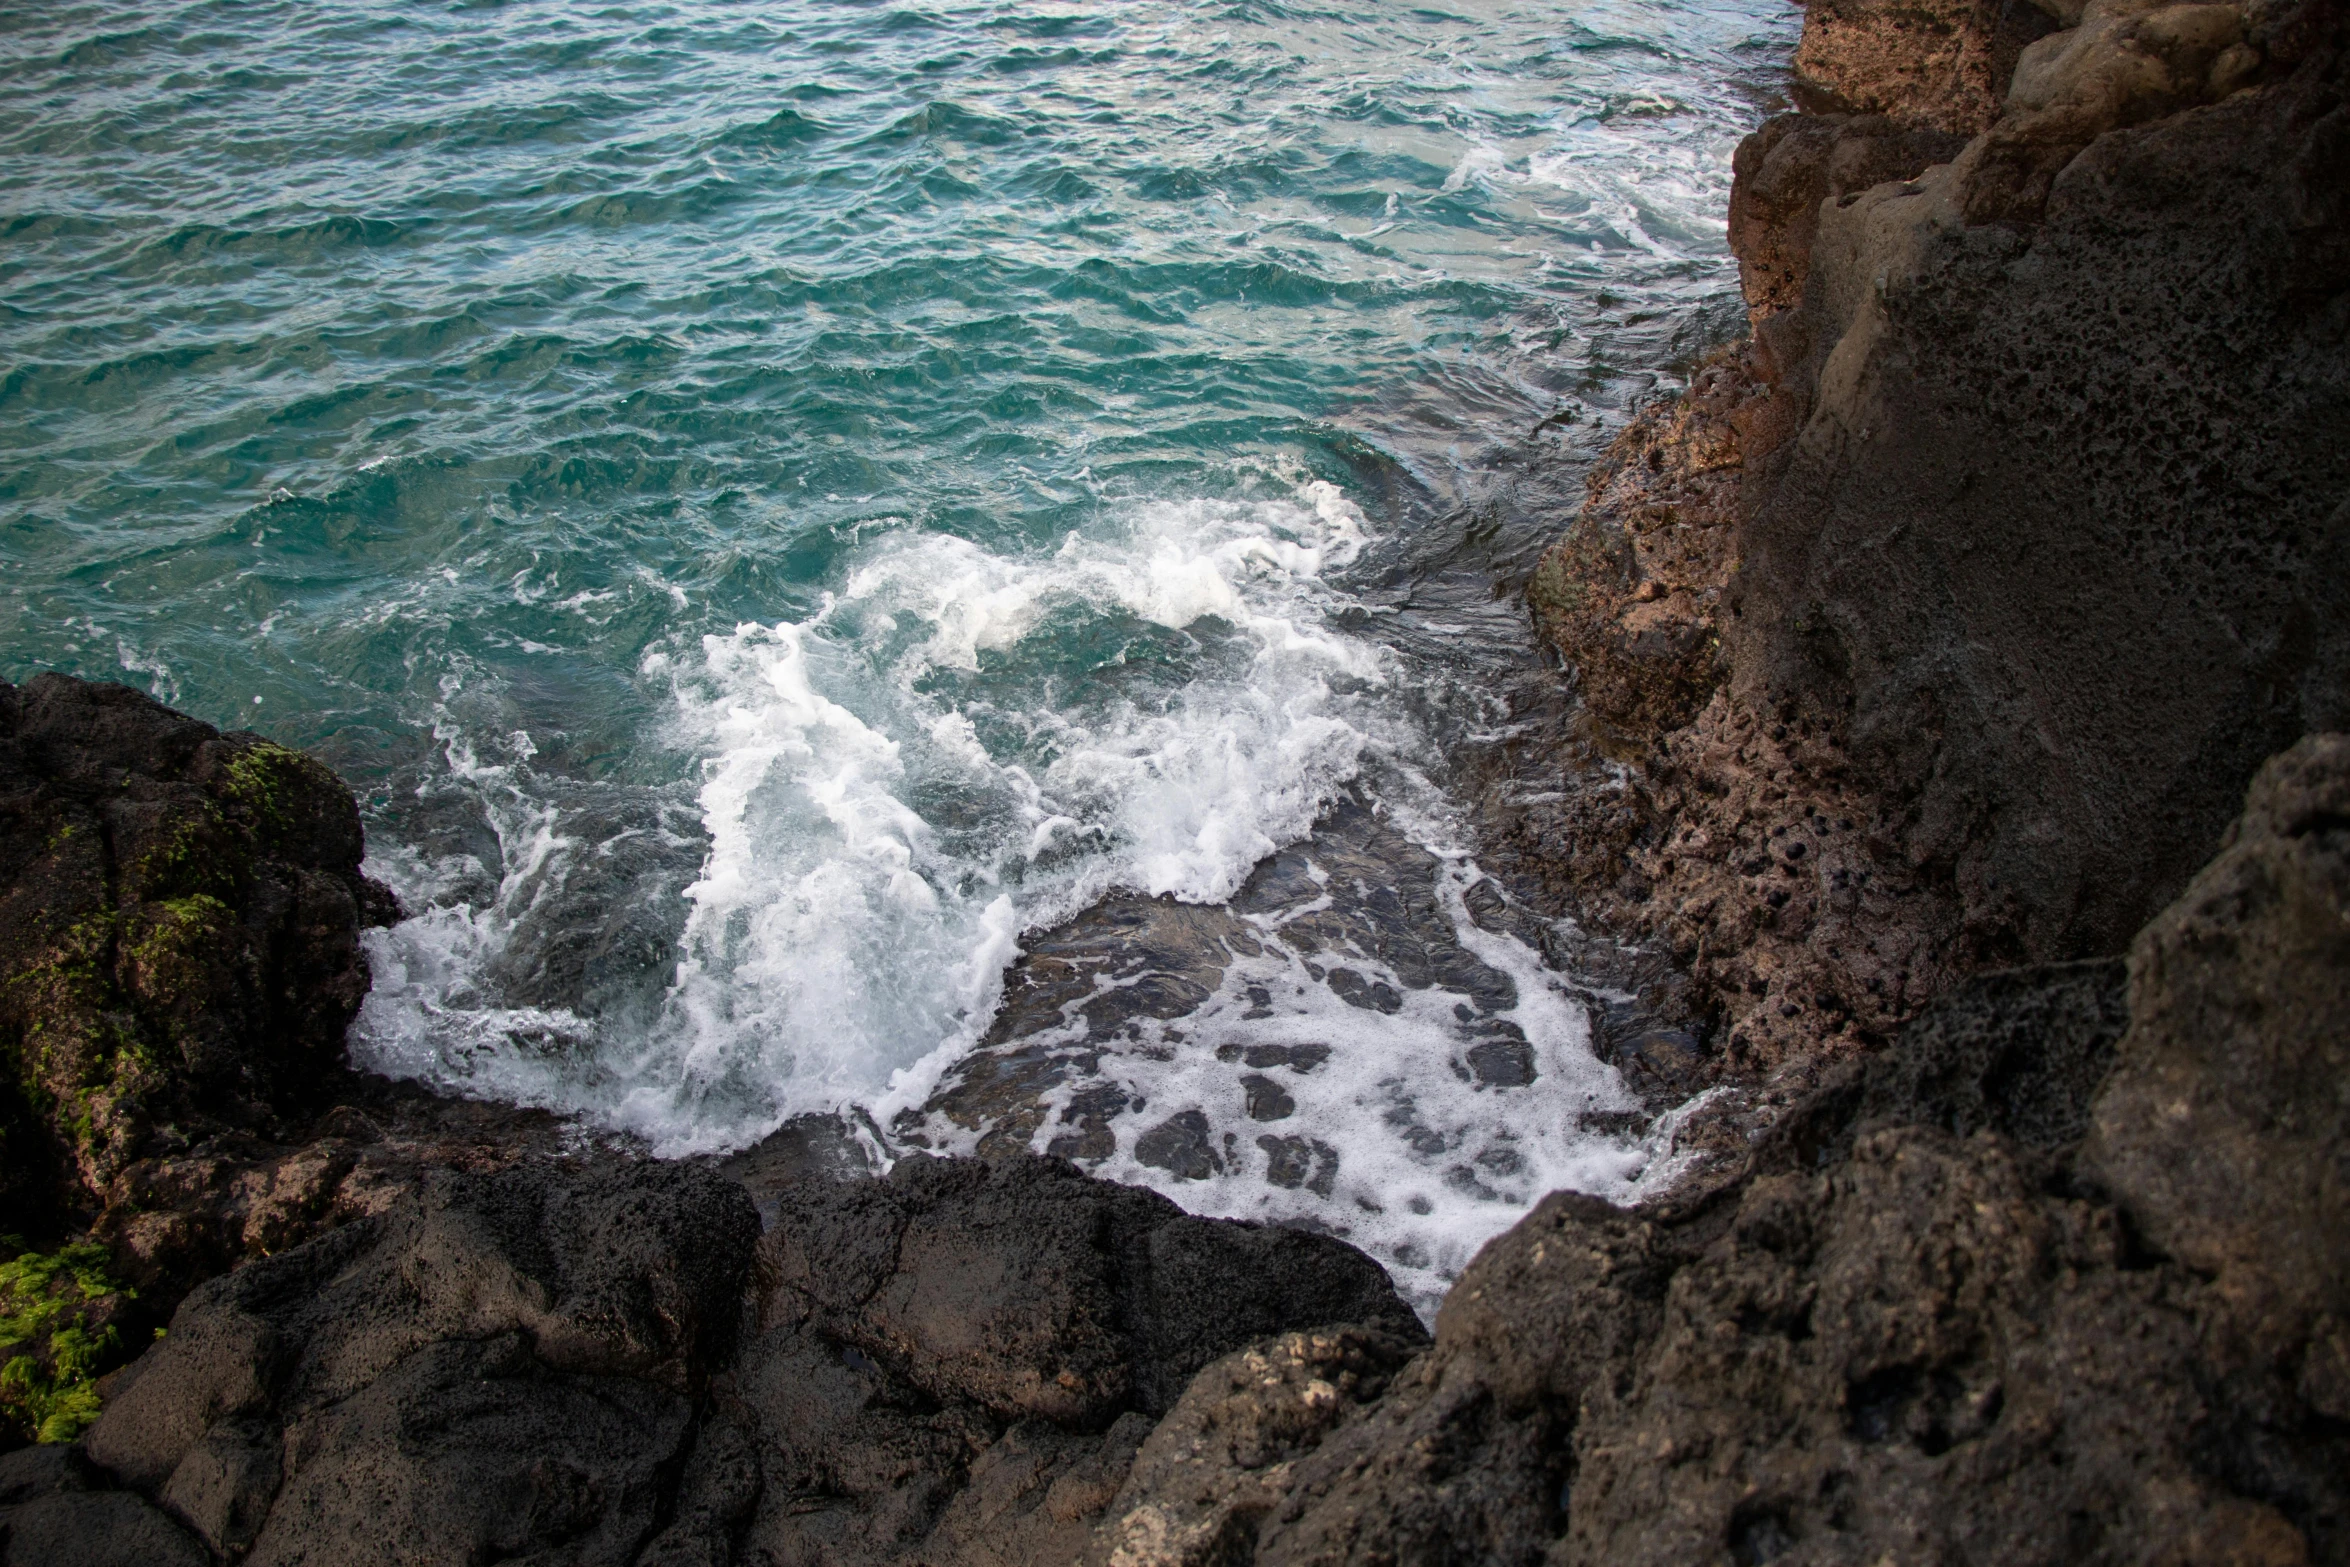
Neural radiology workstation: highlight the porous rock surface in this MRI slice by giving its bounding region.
[727,1153,1424,1567]
[1793,0,2058,132]
[1080,736,2349,1565]
[0,675,398,1233]
[0,676,616,1449]
[10,1148,1422,1566]
[1507,0,2350,1085]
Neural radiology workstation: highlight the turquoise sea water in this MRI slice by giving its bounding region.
[2,0,1796,1272]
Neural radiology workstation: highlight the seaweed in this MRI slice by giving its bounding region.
[0,1235,135,1444]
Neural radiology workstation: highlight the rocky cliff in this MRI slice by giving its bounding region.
[1502,0,2350,1095]
[4,0,2348,1557]
[8,713,2344,1565]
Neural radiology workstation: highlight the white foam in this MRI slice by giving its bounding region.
[352,480,1694,1304]
[915,852,1702,1317]
[356,480,1416,1153]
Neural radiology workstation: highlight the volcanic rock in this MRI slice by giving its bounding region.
[0,675,397,1234]
[1088,736,2350,1565]
[75,1160,759,1565]
[730,1152,1425,1566]
[1512,0,2350,1081]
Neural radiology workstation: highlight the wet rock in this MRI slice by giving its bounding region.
[1136,1109,1223,1180]
[1256,1136,1339,1196]
[914,891,1259,1159]
[0,675,398,1235]
[1323,967,1402,1014]
[1096,737,2350,1565]
[1240,1075,1296,1123]
[734,1153,1423,1566]
[1611,1027,1709,1098]
[71,1159,757,1564]
[713,1109,881,1227]
[911,798,1577,1238]
[1463,1029,1536,1087]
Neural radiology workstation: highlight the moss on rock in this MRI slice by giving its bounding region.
[0,675,393,1245]
[0,1236,136,1445]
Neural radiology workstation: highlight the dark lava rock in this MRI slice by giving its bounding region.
[2086,732,2350,1448]
[0,674,397,1234]
[733,1152,1424,1565]
[1729,33,2350,968]
[1135,1108,1223,1180]
[65,1160,757,1565]
[1081,1326,1427,1567]
[1084,738,2350,1565]
[20,1141,1423,1566]
[1752,954,2131,1177]
[0,1444,205,1567]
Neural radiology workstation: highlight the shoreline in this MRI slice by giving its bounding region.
[5,0,2349,1556]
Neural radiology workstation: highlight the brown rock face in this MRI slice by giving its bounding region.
[1730,41,2350,960]
[1516,0,2350,1082]
[1794,0,2060,132]
[0,675,398,1234]
[1527,357,1754,742]
[1727,111,1968,332]
[1078,738,2350,1565]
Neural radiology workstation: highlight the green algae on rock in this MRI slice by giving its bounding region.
[0,675,397,1246]
[0,1238,136,1446]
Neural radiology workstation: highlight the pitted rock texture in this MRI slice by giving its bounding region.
[1729,29,2350,961]
[19,1149,1425,1566]
[0,674,397,1234]
[1794,0,2058,132]
[1526,355,1756,741]
[1085,738,2350,1566]
[1080,1327,1422,1567]
[71,1160,759,1566]
[0,1444,206,1567]
[1727,111,1968,331]
[2084,733,2350,1427]
[1516,0,2349,1080]
[731,1152,1425,1567]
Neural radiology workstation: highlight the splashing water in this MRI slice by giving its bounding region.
[1,0,1799,1298]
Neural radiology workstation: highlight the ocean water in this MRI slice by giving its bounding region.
[1,0,1796,1299]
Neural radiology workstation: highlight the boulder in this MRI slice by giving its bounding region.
[72,1160,757,1565]
[0,1444,205,1567]
[2086,732,2350,1414]
[732,1152,1425,1566]
[0,675,397,1232]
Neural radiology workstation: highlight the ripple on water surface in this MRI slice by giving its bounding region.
[0,0,1798,1304]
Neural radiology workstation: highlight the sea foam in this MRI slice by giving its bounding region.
[359,481,1411,1146]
